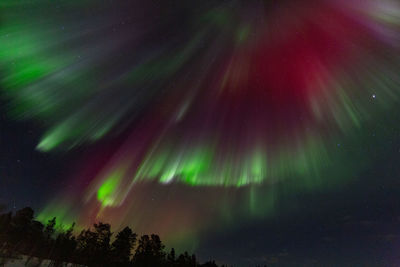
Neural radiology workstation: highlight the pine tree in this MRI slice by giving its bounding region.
[111,226,136,266]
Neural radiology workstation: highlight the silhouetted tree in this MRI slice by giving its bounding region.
[76,227,98,266]
[24,219,44,265]
[0,207,226,267]
[36,217,57,261]
[132,234,166,267]
[111,226,136,266]
[94,222,112,266]
[167,247,176,266]
[75,222,112,266]
[49,223,77,266]
[5,207,34,256]
[44,217,56,240]
[176,251,197,267]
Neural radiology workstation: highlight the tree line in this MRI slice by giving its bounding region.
[0,207,227,267]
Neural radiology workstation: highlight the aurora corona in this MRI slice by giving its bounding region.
[1,0,400,249]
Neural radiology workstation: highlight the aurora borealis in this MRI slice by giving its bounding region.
[1,0,400,265]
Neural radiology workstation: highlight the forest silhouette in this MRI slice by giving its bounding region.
[0,207,238,267]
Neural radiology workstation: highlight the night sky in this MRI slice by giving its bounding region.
[1,0,400,266]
